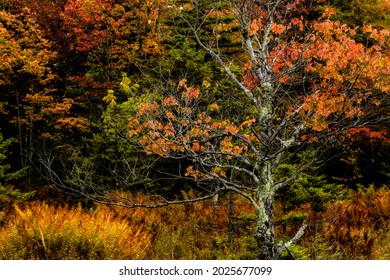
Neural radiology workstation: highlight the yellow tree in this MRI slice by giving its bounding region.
[0,8,57,167]
[0,8,88,178]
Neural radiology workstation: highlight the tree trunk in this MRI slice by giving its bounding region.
[254,196,276,259]
[255,162,277,259]
[228,191,235,243]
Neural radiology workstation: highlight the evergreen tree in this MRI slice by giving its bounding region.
[0,132,34,207]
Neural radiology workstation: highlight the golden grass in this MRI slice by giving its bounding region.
[0,193,256,260]
[1,189,388,260]
[0,202,152,259]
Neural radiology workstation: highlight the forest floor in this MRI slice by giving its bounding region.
[0,188,389,260]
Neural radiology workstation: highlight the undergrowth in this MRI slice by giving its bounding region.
[320,187,390,259]
[0,189,389,259]
[0,202,152,259]
[0,193,256,260]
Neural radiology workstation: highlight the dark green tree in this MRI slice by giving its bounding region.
[331,0,390,29]
[0,132,34,208]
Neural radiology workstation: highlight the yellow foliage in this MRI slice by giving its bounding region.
[0,202,152,259]
[213,167,227,178]
[0,192,257,260]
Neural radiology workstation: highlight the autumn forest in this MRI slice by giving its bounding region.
[0,0,389,260]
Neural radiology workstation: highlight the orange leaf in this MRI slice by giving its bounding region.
[192,142,200,152]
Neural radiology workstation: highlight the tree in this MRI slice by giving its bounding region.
[274,158,344,259]
[0,131,34,208]
[331,0,390,29]
[127,0,389,259]
[40,0,389,259]
[60,0,167,114]
[0,8,58,171]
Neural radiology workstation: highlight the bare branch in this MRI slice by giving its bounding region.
[277,221,308,256]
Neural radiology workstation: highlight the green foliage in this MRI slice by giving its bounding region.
[331,0,390,29]
[0,133,13,181]
[274,152,345,259]
[160,37,215,84]
[278,211,308,226]
[275,158,344,214]
[278,244,310,260]
[0,132,33,207]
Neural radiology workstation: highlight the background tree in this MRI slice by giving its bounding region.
[0,131,34,210]
[331,0,390,29]
[0,7,61,183]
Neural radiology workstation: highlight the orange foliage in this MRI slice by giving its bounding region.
[62,0,166,57]
[322,189,390,259]
[0,192,256,259]
[0,9,56,86]
[129,85,260,170]
[0,202,152,259]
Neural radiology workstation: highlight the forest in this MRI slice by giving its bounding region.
[0,0,389,260]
